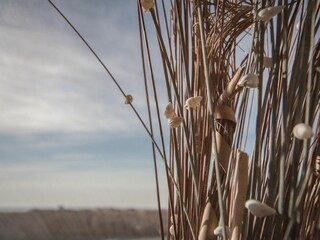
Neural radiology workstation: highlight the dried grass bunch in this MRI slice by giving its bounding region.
[137,0,320,239]
[49,0,320,239]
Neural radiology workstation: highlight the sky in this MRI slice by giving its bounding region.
[0,0,169,209]
[0,0,261,211]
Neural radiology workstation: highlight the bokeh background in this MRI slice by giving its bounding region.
[0,0,169,210]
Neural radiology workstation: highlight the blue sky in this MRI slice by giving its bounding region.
[0,0,169,209]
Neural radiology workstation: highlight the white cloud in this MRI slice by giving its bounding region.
[0,1,170,209]
[0,0,152,135]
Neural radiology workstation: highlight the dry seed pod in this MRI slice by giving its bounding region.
[141,0,154,12]
[168,116,183,128]
[219,66,244,104]
[293,123,313,140]
[199,201,218,240]
[230,150,249,240]
[164,102,176,119]
[263,56,273,68]
[257,6,285,22]
[124,95,133,104]
[214,131,231,172]
[315,156,320,177]
[215,104,237,123]
[214,226,231,237]
[185,96,202,110]
[245,199,277,217]
[238,73,259,88]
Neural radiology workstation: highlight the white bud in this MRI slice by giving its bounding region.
[293,123,313,140]
[245,199,277,217]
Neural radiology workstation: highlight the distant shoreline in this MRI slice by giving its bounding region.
[0,208,168,240]
[0,207,167,213]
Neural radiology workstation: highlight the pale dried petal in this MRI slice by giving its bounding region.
[238,73,259,88]
[293,123,313,140]
[164,102,176,119]
[257,6,285,22]
[245,199,277,217]
[185,96,202,110]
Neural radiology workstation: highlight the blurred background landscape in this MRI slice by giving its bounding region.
[0,208,166,239]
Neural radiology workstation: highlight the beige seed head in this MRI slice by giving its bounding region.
[141,0,154,12]
[185,96,202,110]
[238,73,259,88]
[164,102,176,119]
[124,95,133,104]
[168,116,183,128]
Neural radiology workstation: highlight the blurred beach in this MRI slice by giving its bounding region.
[0,208,167,240]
